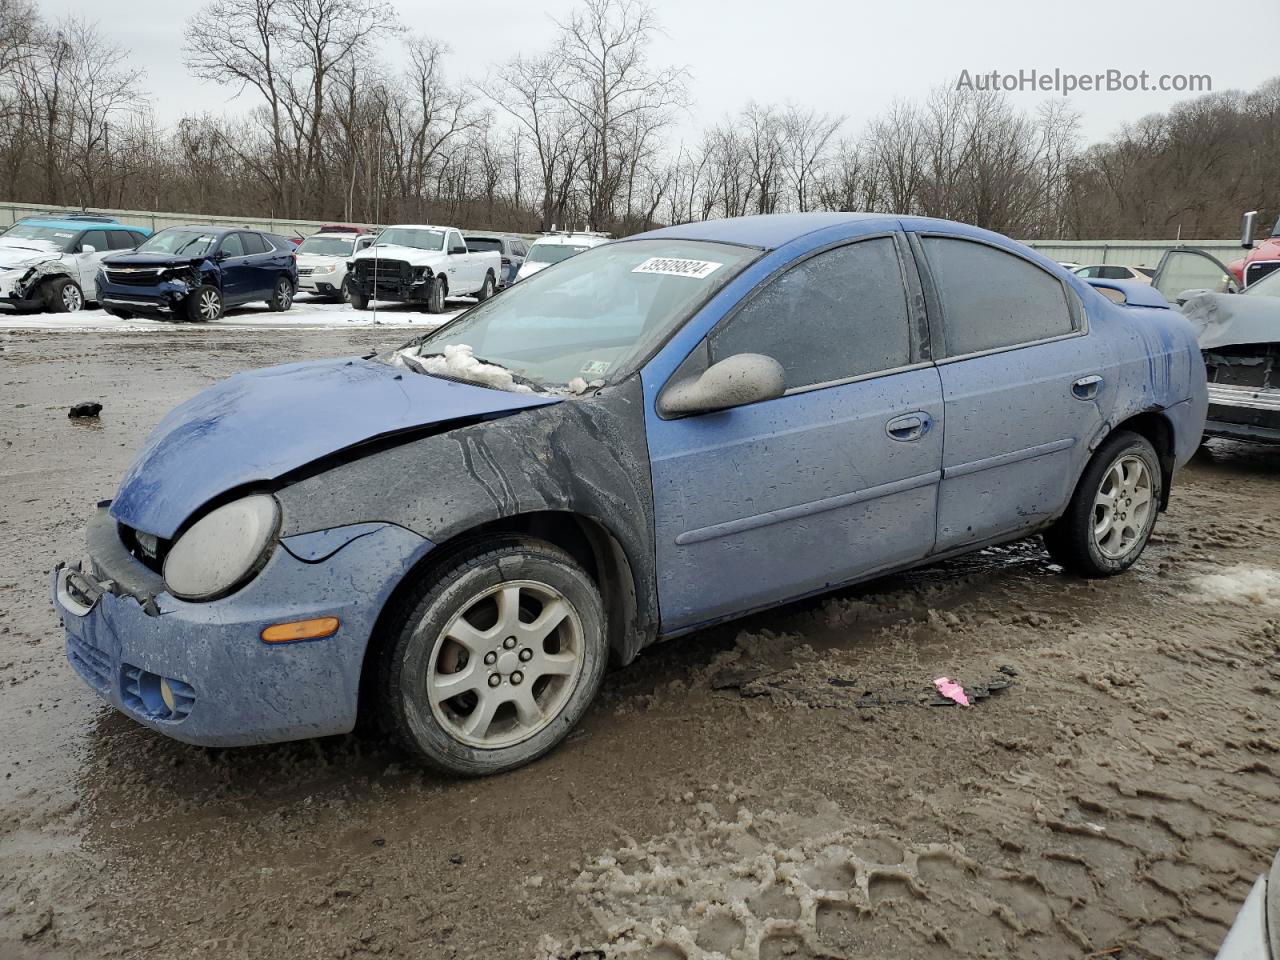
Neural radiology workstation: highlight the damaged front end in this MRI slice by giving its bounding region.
[97,260,203,316]
[1203,344,1280,442]
[1183,290,1280,443]
[0,257,70,308]
[348,257,434,303]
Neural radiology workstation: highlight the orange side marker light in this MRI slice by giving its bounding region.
[261,617,340,644]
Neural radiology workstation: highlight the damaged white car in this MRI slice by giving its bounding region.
[1153,248,1280,443]
[0,218,150,313]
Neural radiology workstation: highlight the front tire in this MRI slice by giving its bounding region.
[379,537,607,776]
[268,276,294,312]
[186,285,223,322]
[1044,430,1161,577]
[425,276,446,314]
[46,277,84,313]
[349,286,369,310]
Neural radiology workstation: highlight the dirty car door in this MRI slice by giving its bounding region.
[647,236,944,632]
[912,232,1106,553]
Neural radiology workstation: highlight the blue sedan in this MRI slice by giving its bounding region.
[53,213,1207,775]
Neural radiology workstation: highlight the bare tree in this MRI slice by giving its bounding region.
[780,104,842,212]
[549,0,688,230]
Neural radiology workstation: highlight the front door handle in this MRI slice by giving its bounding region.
[1072,375,1103,400]
[886,412,931,442]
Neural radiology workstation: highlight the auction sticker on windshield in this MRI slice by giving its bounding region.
[632,257,723,279]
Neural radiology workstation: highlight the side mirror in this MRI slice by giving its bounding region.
[80,244,97,254]
[449,246,467,255]
[658,353,786,418]
[1242,211,1258,249]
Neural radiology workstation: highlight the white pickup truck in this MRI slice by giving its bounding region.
[346,225,500,313]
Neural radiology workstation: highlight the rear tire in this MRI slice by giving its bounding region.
[378,537,607,776]
[476,271,495,302]
[1044,430,1161,577]
[268,276,294,312]
[46,277,84,313]
[186,285,223,322]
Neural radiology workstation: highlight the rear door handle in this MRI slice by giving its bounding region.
[886,412,931,442]
[1072,375,1103,400]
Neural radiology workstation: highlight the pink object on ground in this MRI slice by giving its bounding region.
[934,676,970,706]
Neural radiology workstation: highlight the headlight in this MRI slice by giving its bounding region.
[163,494,280,601]
[313,264,335,275]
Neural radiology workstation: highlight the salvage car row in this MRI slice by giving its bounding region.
[0,214,608,319]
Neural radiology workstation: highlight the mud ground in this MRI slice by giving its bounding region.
[1,326,1277,960]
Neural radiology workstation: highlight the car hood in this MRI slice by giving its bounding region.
[1182,291,1280,350]
[297,252,347,267]
[0,243,63,269]
[101,251,205,270]
[110,356,560,538]
[352,244,445,266]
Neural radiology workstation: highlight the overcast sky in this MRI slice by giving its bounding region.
[33,0,1280,146]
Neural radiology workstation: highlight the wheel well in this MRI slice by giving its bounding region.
[1110,411,1175,509]
[356,511,639,724]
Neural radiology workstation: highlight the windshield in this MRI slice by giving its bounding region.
[527,242,591,265]
[1245,268,1280,298]
[0,224,76,251]
[465,237,503,253]
[298,235,355,257]
[1273,215,1280,238]
[374,228,444,252]
[136,228,218,257]
[386,239,757,389]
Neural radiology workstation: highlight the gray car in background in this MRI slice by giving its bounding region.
[462,234,528,288]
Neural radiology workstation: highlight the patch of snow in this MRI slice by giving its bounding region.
[1192,565,1280,605]
[0,293,464,331]
[407,343,534,394]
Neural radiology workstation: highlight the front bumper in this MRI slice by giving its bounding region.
[299,269,344,294]
[54,506,433,747]
[1205,383,1280,444]
[96,277,194,315]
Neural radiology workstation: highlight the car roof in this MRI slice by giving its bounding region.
[14,218,141,231]
[634,212,888,250]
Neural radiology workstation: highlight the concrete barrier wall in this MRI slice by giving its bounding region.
[1023,238,1243,269]
[0,199,1246,266]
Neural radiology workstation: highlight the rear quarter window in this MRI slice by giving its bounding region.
[922,237,1075,357]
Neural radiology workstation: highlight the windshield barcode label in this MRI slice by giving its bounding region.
[632,257,723,279]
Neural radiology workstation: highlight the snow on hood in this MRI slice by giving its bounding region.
[109,355,560,538]
[393,344,534,394]
[1182,291,1280,350]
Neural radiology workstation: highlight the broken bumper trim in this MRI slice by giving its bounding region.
[54,518,435,747]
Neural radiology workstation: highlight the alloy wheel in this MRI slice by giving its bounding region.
[62,284,83,311]
[198,290,220,321]
[277,280,292,309]
[1093,454,1153,560]
[426,579,585,749]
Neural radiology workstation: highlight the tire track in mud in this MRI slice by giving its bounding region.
[540,506,1280,960]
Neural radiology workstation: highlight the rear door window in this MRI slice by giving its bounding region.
[241,232,268,255]
[921,237,1075,357]
[711,237,913,390]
